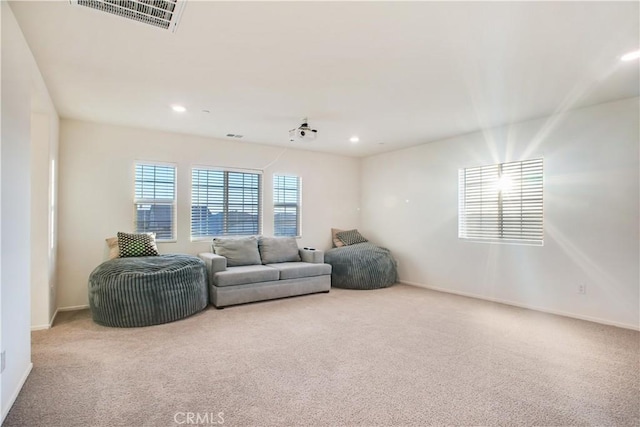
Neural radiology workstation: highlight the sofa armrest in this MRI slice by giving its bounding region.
[299,248,324,264]
[198,253,227,274]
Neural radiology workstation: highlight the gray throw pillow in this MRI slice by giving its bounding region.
[336,229,368,246]
[259,237,301,264]
[212,237,261,267]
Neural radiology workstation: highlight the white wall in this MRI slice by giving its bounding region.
[1,2,4,414]
[1,1,59,421]
[57,119,361,308]
[30,112,59,330]
[362,98,639,329]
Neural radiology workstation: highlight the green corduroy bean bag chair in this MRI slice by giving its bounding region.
[89,254,208,327]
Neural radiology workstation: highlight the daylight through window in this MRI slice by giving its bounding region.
[458,158,543,245]
[134,162,176,240]
[274,175,301,237]
[191,168,262,238]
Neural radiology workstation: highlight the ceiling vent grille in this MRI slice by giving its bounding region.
[71,0,186,33]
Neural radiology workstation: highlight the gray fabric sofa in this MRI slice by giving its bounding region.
[198,237,331,308]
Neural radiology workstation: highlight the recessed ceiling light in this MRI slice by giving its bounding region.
[620,50,640,61]
[350,136,360,143]
[171,105,187,113]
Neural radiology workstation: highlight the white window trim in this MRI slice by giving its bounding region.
[190,165,264,241]
[134,161,177,242]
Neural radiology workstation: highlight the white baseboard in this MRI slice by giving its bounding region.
[31,305,88,331]
[31,308,58,331]
[1,362,33,423]
[57,304,89,312]
[400,280,640,331]
[50,307,59,327]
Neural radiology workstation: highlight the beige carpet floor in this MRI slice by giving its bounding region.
[4,284,639,426]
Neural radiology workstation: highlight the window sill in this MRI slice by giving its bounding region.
[459,237,543,247]
[190,235,302,242]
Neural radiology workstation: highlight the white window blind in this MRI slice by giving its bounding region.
[459,158,543,245]
[191,168,262,238]
[274,175,301,237]
[135,163,176,240]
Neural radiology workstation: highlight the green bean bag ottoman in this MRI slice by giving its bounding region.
[89,254,208,327]
[325,242,397,289]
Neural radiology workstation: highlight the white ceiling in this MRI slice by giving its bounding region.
[9,0,640,157]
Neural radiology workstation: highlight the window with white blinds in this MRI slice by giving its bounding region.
[274,175,301,237]
[134,162,176,241]
[458,158,543,245]
[191,168,262,238]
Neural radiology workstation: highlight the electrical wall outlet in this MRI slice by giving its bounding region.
[1,350,6,373]
[577,283,587,294]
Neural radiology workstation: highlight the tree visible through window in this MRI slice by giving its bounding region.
[191,168,262,238]
[274,175,301,237]
[135,163,176,241]
[458,158,543,245]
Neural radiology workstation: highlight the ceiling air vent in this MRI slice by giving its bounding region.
[71,0,186,33]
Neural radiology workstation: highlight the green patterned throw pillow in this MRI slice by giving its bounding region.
[117,232,159,258]
[336,229,368,246]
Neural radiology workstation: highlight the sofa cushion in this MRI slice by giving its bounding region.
[213,236,261,267]
[213,265,279,287]
[266,262,331,280]
[259,237,301,264]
